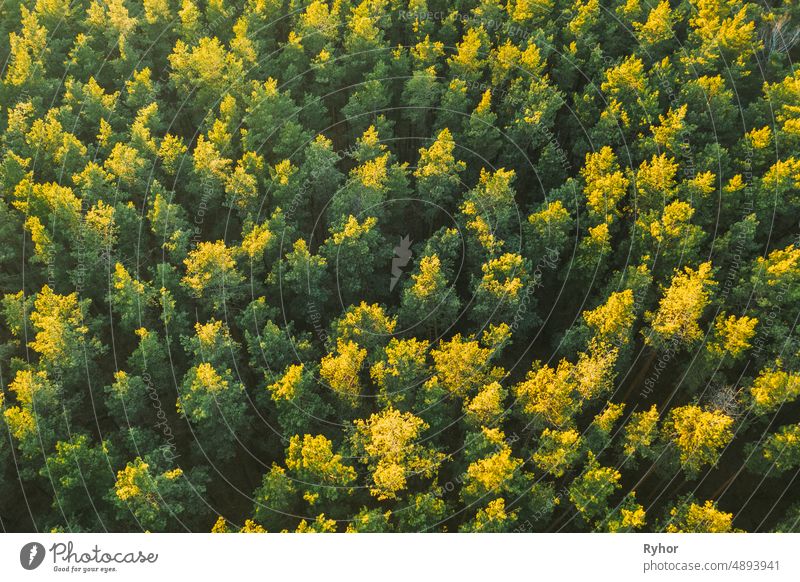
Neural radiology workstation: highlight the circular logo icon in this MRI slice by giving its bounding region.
[20,542,46,570]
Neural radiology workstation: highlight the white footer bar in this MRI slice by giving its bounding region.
[1,533,796,581]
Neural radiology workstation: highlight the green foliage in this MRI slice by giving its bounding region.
[112,457,207,531]
[568,453,621,525]
[0,0,796,534]
[43,435,115,531]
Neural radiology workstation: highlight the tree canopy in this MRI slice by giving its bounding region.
[0,0,798,533]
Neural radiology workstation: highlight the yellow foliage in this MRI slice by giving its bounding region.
[667,500,735,533]
[352,407,443,500]
[584,289,635,346]
[664,405,733,475]
[268,364,304,401]
[29,286,89,366]
[533,428,581,477]
[750,365,800,414]
[623,405,659,457]
[320,339,367,399]
[647,262,715,346]
[708,313,758,359]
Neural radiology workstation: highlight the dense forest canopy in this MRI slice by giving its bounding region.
[0,0,799,533]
